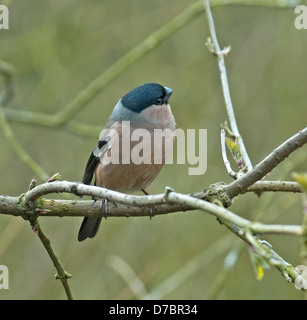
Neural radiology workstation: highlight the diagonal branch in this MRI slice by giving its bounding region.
[31,220,73,300]
[226,127,307,199]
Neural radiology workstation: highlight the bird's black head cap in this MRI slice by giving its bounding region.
[121,83,173,113]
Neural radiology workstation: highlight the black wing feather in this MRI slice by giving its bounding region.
[78,139,108,242]
[82,152,100,185]
[82,140,108,185]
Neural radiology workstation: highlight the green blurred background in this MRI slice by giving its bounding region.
[0,0,306,300]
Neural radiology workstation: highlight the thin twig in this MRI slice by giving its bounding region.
[246,180,303,194]
[222,218,302,287]
[31,219,73,300]
[221,129,237,179]
[165,191,302,236]
[204,0,253,171]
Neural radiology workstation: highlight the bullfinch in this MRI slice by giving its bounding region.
[78,83,176,241]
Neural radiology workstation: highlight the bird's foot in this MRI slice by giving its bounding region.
[141,188,155,220]
[98,199,118,219]
[148,206,157,220]
[91,198,108,219]
[100,199,108,219]
[91,198,97,207]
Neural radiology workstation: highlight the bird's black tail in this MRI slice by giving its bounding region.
[78,142,106,241]
[78,217,102,241]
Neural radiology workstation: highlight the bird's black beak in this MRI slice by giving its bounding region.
[163,86,173,104]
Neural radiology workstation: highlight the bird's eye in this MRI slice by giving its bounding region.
[156,98,163,105]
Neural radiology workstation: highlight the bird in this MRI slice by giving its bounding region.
[78,82,176,241]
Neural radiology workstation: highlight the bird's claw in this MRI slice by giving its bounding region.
[100,199,108,220]
[91,198,109,219]
[91,199,97,208]
[149,206,157,220]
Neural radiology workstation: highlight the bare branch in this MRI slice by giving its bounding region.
[222,218,303,287]
[31,220,73,300]
[246,180,303,194]
[204,0,253,171]
[226,127,307,199]
[0,181,300,237]
[165,191,302,236]
[22,181,166,207]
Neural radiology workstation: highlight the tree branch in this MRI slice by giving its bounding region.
[165,191,302,236]
[220,218,302,286]
[31,220,73,300]
[246,180,303,194]
[0,125,305,295]
[226,127,307,199]
[0,181,301,237]
[204,0,253,171]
